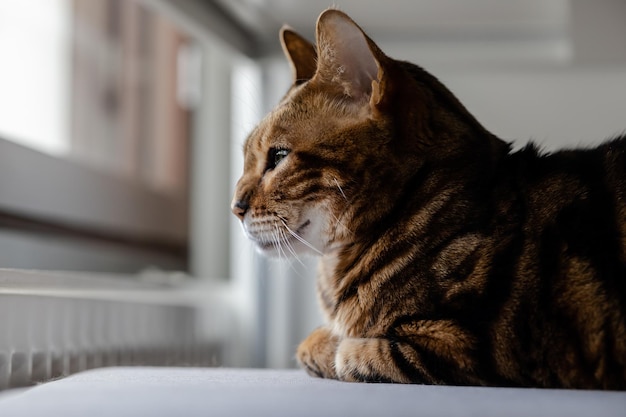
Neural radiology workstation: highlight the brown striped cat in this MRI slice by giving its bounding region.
[231,9,626,389]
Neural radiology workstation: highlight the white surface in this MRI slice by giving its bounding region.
[0,367,624,417]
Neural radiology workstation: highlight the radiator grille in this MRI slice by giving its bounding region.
[0,271,222,391]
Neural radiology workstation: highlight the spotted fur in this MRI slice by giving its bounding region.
[231,9,626,389]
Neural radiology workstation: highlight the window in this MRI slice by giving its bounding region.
[0,0,195,272]
[0,0,250,390]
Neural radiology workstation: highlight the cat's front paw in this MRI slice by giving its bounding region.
[297,326,339,379]
[335,337,411,383]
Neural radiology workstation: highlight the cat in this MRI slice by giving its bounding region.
[231,9,626,389]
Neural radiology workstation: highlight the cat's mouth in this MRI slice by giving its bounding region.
[294,219,311,235]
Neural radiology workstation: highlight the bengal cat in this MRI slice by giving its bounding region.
[231,9,626,389]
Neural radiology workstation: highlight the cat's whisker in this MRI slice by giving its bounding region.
[275,217,295,262]
[274,222,303,268]
[333,177,348,201]
[279,225,306,267]
[272,225,288,261]
[329,210,353,237]
[277,228,291,262]
[280,219,324,256]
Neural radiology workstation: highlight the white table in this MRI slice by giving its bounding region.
[0,367,624,417]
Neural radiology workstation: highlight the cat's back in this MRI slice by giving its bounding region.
[602,136,626,215]
[506,136,626,230]
[490,136,626,389]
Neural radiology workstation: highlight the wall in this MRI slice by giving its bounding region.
[435,68,626,150]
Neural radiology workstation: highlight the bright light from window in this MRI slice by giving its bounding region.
[0,0,71,155]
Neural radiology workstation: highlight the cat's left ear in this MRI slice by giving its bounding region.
[280,26,317,85]
[313,9,388,112]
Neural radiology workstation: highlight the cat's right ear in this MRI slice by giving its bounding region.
[280,26,317,85]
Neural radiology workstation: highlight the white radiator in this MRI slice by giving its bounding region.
[0,269,223,390]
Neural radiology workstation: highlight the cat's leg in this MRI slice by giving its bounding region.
[296,326,339,379]
[334,337,412,383]
[334,334,477,384]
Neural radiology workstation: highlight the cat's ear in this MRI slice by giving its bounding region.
[313,9,387,110]
[280,26,317,85]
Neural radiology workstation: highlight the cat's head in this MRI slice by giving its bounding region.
[231,9,493,257]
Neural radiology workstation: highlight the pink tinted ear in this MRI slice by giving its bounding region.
[280,26,317,85]
[314,9,383,104]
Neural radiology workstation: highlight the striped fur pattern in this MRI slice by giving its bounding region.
[231,9,626,389]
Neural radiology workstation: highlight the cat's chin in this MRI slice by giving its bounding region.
[253,240,317,259]
[251,219,325,258]
[255,245,301,258]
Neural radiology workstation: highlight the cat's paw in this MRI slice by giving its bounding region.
[297,326,339,379]
[335,337,411,383]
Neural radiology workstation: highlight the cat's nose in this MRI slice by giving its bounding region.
[231,199,249,221]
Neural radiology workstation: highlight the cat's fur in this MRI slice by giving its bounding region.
[231,9,626,389]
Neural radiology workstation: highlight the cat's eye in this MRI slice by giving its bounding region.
[267,148,290,171]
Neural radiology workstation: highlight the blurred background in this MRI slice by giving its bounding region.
[1,0,625,389]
